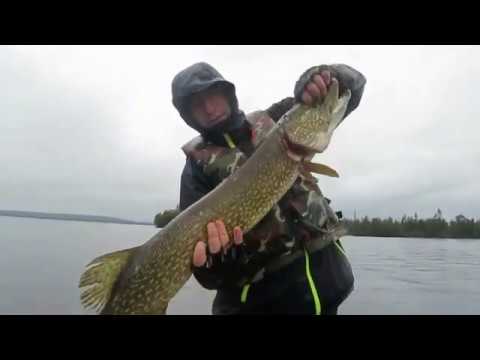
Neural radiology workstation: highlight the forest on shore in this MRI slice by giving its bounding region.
[343,209,479,239]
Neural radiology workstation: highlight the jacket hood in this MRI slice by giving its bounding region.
[171,62,248,141]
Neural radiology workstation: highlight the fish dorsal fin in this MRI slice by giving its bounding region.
[302,160,340,178]
[79,246,138,313]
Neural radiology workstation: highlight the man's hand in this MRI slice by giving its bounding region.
[299,70,333,106]
[193,220,243,267]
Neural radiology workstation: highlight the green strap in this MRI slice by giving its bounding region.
[334,240,347,257]
[304,249,321,315]
[223,133,236,149]
[240,283,251,303]
[240,251,324,313]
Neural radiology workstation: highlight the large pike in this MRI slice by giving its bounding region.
[79,80,351,314]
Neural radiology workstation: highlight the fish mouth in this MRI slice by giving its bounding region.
[281,132,318,162]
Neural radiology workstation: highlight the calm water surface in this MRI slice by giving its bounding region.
[1,217,479,315]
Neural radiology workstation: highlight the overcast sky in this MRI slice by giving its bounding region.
[1,45,479,222]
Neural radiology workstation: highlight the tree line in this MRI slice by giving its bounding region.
[343,209,480,239]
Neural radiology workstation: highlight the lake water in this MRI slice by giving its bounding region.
[1,216,479,315]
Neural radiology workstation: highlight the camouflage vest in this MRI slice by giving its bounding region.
[182,111,342,264]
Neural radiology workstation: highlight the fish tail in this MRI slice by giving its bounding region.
[79,246,139,313]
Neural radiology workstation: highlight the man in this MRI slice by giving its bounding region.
[164,61,366,314]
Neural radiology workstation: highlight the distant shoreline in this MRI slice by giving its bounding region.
[346,234,479,240]
[0,210,153,226]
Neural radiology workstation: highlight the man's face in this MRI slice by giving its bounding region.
[190,86,232,129]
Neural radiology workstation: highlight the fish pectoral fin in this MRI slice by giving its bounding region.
[302,161,339,178]
[79,246,139,313]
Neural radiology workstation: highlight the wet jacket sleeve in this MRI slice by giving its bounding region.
[179,158,212,211]
[179,157,245,290]
[266,63,367,122]
[265,97,296,122]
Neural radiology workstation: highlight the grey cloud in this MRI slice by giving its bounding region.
[2,45,479,224]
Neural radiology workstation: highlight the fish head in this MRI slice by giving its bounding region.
[280,79,351,159]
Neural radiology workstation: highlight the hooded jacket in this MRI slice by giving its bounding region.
[172,62,252,148]
[171,62,366,314]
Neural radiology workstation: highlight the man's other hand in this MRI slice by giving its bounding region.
[300,70,333,106]
[193,220,243,267]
